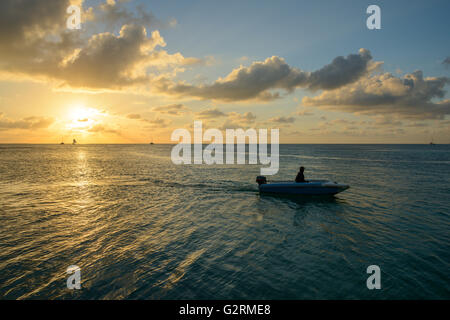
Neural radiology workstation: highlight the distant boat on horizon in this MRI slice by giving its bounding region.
[73,139,77,145]
[430,133,435,145]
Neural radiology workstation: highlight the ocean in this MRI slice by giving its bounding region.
[0,144,449,299]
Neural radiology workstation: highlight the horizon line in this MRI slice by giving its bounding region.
[0,143,448,145]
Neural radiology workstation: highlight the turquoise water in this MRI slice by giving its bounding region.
[0,144,449,299]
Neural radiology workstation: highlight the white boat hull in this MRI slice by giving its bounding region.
[258,180,349,195]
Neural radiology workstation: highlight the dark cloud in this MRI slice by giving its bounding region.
[371,116,403,126]
[59,24,167,89]
[307,49,374,90]
[303,71,450,119]
[220,111,257,129]
[269,116,296,124]
[443,57,450,68]
[327,119,357,126]
[0,0,196,90]
[405,122,427,127]
[227,111,256,123]
[0,115,54,130]
[143,117,171,128]
[127,113,141,119]
[195,107,227,119]
[152,104,190,115]
[156,49,374,101]
[87,124,120,134]
[296,110,314,116]
[0,0,68,44]
[0,0,80,73]
[126,112,172,127]
[98,0,154,29]
[97,0,177,31]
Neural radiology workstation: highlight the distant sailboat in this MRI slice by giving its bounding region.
[60,137,64,144]
[73,138,77,145]
[429,132,436,145]
[150,137,154,145]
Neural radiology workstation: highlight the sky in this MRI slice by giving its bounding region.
[0,0,449,143]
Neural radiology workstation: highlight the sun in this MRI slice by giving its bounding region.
[69,104,92,122]
[66,104,102,130]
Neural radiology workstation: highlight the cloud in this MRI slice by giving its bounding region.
[303,71,450,119]
[98,0,154,29]
[269,116,296,124]
[152,104,190,115]
[97,0,177,31]
[0,1,68,44]
[227,111,256,123]
[1,0,447,124]
[372,116,403,126]
[143,117,171,128]
[181,56,216,67]
[87,124,120,134]
[220,111,257,129]
[308,49,376,90]
[195,107,227,119]
[125,112,172,127]
[405,122,428,127]
[0,0,201,90]
[0,0,79,72]
[127,113,142,119]
[155,49,375,101]
[327,119,356,126]
[0,116,54,130]
[296,110,314,116]
[59,24,167,89]
[443,57,450,68]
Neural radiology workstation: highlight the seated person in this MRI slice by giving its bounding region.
[295,166,307,183]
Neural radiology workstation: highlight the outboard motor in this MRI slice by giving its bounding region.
[256,176,267,185]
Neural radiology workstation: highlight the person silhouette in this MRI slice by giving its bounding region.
[295,166,306,183]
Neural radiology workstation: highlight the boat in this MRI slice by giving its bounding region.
[430,134,436,145]
[256,176,349,195]
[72,139,77,145]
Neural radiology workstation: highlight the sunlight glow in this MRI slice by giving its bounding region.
[69,104,101,121]
[66,104,103,131]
